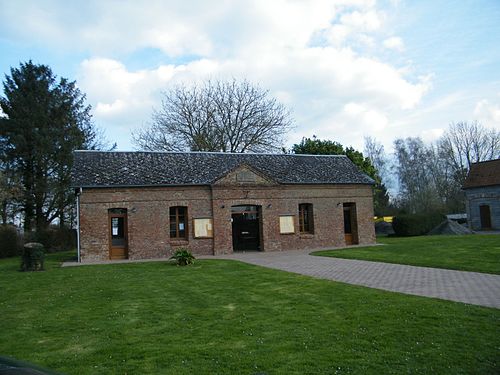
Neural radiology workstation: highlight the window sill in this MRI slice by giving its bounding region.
[299,233,314,239]
[170,239,189,246]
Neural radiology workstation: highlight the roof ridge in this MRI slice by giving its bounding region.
[74,150,348,158]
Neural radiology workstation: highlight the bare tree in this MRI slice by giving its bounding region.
[392,122,499,214]
[393,137,442,213]
[132,79,293,153]
[364,136,390,187]
[440,121,500,185]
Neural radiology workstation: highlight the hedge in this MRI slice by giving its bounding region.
[0,225,21,258]
[392,213,445,237]
[25,227,76,252]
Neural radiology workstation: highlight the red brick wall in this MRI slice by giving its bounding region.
[78,183,375,261]
[79,186,214,261]
[211,184,375,254]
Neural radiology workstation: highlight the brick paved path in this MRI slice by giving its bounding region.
[206,250,500,309]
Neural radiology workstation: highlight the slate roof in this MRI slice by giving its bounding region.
[463,159,500,189]
[72,151,375,188]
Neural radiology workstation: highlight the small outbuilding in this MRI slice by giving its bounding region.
[72,151,376,262]
[463,158,500,231]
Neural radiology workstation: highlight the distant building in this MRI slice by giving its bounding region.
[463,159,500,231]
[72,151,376,262]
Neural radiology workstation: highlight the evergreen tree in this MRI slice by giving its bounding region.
[0,61,110,231]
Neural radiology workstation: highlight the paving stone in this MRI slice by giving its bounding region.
[206,249,500,309]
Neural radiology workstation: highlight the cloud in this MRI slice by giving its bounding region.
[343,103,389,131]
[0,0,222,56]
[77,43,430,148]
[340,10,382,31]
[420,128,445,143]
[77,57,225,147]
[319,6,384,47]
[0,0,336,57]
[474,98,500,125]
[383,36,405,51]
[2,0,435,150]
[95,100,126,117]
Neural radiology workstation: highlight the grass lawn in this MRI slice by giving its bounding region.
[0,252,499,374]
[313,234,500,275]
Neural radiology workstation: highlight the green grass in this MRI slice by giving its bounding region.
[313,234,500,274]
[0,252,499,374]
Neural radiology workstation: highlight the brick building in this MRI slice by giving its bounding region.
[463,159,500,231]
[72,151,376,262]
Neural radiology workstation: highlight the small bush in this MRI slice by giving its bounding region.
[20,242,45,271]
[25,227,76,252]
[0,225,21,258]
[392,213,445,236]
[170,248,195,266]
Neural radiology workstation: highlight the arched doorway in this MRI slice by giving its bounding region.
[231,205,261,251]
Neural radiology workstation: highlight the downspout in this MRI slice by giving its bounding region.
[76,187,82,262]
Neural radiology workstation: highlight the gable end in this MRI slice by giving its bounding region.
[212,164,277,186]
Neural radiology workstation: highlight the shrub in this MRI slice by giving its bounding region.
[0,225,21,258]
[392,213,445,236]
[25,227,76,252]
[20,242,45,271]
[170,248,195,266]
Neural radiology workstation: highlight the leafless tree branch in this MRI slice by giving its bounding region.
[132,79,293,153]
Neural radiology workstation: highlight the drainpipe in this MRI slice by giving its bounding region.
[76,187,82,262]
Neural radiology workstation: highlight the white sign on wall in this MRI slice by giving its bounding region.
[279,216,295,234]
[194,218,214,238]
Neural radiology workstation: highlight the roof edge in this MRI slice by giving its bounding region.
[469,158,500,166]
[463,183,500,190]
[73,150,349,158]
[72,181,374,189]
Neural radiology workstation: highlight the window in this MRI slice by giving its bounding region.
[279,215,295,234]
[193,218,214,238]
[299,204,314,234]
[170,206,187,239]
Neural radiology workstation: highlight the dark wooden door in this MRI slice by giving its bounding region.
[480,205,492,229]
[343,203,358,245]
[109,212,128,259]
[232,206,261,251]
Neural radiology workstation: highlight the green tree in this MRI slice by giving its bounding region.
[291,136,389,215]
[0,61,111,231]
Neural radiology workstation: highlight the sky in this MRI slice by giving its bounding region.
[0,0,499,153]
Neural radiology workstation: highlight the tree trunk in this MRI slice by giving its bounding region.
[1,200,7,225]
[23,193,34,232]
[59,210,65,228]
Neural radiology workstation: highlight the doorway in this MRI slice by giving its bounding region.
[343,203,358,245]
[109,208,128,259]
[231,205,261,251]
[479,205,492,230]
